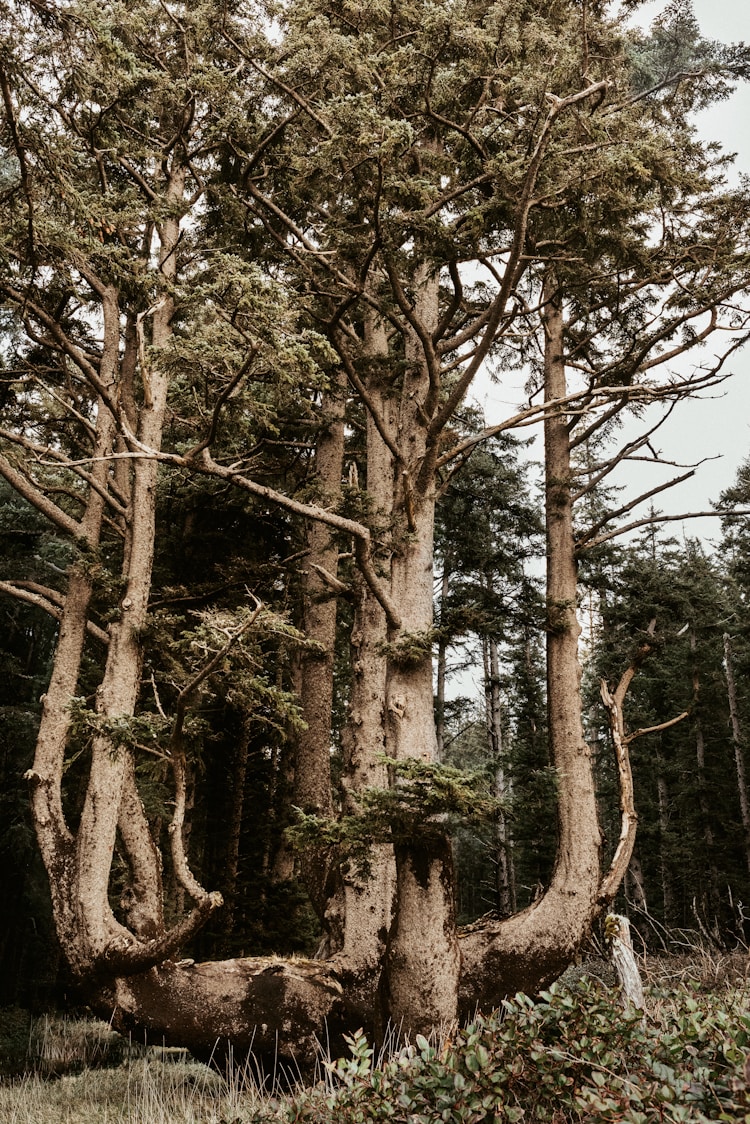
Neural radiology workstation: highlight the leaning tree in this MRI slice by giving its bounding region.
[1,0,749,1066]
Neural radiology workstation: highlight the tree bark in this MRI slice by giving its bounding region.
[458,274,603,1010]
[323,312,396,984]
[293,372,346,915]
[723,632,750,876]
[484,634,515,916]
[380,269,461,1036]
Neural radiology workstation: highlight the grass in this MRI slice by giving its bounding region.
[0,1049,279,1123]
[0,1015,278,1123]
[1,950,749,1122]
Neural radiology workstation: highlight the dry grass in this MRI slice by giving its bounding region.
[0,1017,280,1123]
[0,1056,281,1123]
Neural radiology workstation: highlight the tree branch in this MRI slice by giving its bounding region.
[598,620,656,905]
[0,580,109,644]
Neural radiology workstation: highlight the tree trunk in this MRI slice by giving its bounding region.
[436,562,451,759]
[723,632,750,876]
[484,633,515,916]
[293,372,346,915]
[105,957,351,1078]
[323,313,397,989]
[379,269,461,1036]
[458,274,603,1010]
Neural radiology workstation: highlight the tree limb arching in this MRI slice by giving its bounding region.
[598,620,690,905]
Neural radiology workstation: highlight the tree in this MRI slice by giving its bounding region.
[587,531,750,940]
[435,432,544,918]
[1,0,750,1066]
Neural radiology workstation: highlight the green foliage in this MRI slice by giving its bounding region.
[286,978,750,1123]
[585,527,750,938]
[288,757,501,875]
[377,631,440,670]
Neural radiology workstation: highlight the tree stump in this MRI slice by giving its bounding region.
[605,914,645,1014]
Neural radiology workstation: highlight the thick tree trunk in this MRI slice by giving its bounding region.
[458,275,602,1009]
[293,373,346,915]
[323,315,397,980]
[384,527,460,1034]
[28,161,223,982]
[105,957,351,1078]
[26,286,124,974]
[379,270,460,1036]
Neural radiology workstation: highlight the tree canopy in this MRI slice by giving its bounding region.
[1,0,749,1066]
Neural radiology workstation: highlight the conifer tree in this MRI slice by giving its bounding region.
[1,0,749,1061]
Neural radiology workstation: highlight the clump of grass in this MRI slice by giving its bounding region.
[0,1012,280,1122]
[0,1054,278,1123]
[27,1014,135,1077]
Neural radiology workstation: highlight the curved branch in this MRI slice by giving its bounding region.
[0,453,82,539]
[0,580,109,643]
[430,80,609,438]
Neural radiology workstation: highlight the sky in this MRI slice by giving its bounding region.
[470,0,750,548]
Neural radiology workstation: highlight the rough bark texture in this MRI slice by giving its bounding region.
[457,276,603,1011]
[104,958,352,1077]
[294,375,346,916]
[379,271,461,1035]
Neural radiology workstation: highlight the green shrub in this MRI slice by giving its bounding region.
[286,978,750,1123]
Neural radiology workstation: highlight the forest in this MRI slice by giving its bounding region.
[1,0,750,1110]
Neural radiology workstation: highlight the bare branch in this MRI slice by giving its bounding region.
[625,711,689,746]
[0,580,109,643]
[0,453,82,539]
[576,469,696,550]
[580,508,750,550]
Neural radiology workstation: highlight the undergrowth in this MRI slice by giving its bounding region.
[289,975,750,1124]
[1,966,749,1122]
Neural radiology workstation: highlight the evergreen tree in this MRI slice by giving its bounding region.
[0,0,749,1062]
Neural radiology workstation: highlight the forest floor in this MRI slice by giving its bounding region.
[0,950,748,1123]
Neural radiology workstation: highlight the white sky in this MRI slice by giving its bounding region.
[470,0,750,547]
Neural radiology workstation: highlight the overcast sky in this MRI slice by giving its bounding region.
[471,0,750,547]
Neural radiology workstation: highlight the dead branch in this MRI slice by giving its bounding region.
[580,508,750,550]
[576,469,696,550]
[598,620,655,905]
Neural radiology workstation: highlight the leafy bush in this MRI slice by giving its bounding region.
[286,978,750,1123]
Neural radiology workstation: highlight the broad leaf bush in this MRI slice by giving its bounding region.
[286,978,750,1123]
